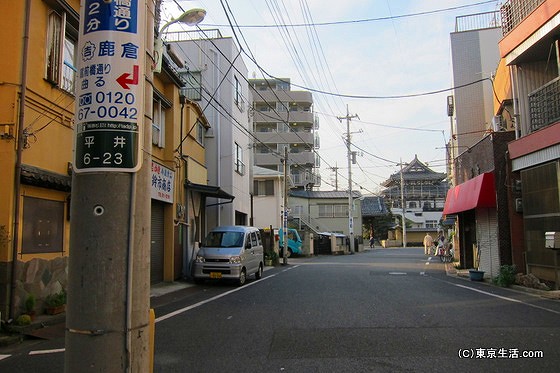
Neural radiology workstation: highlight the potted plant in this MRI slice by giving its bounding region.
[264,250,278,266]
[45,289,66,315]
[24,294,36,320]
[469,246,485,281]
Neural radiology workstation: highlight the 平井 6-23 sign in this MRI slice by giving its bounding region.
[74,0,145,172]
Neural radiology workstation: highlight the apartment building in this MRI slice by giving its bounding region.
[167,29,252,228]
[249,78,320,190]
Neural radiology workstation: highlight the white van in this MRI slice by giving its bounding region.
[193,226,264,286]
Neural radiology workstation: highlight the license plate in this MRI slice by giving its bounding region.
[210,272,222,279]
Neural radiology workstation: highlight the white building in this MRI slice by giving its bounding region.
[167,29,252,229]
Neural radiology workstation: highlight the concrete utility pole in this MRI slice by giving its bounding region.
[338,106,358,254]
[282,146,289,265]
[65,1,151,372]
[400,159,407,248]
[330,164,339,191]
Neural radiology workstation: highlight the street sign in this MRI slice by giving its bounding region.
[74,0,145,172]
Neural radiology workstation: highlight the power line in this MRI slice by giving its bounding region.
[201,1,497,28]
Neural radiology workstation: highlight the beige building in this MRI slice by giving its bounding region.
[249,78,320,190]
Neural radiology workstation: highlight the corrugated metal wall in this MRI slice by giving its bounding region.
[476,208,500,277]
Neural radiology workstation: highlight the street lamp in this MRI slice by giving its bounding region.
[154,8,206,73]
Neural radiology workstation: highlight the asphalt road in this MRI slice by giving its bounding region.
[2,248,560,372]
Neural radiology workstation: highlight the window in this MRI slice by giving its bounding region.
[196,120,205,146]
[250,232,258,247]
[152,100,166,147]
[235,142,245,175]
[319,204,347,218]
[254,180,274,196]
[234,76,242,108]
[276,81,290,91]
[152,89,171,148]
[426,220,438,228]
[334,205,348,217]
[46,10,78,94]
[22,197,64,254]
[318,204,332,218]
[184,71,202,101]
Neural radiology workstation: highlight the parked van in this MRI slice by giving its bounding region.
[193,226,264,286]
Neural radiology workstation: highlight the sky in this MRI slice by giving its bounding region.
[160,0,502,194]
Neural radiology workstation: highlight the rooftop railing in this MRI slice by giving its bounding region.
[501,0,545,35]
[455,11,501,32]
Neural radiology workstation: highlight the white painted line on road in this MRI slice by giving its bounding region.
[29,348,65,355]
[0,354,11,361]
[454,283,560,315]
[420,272,426,276]
[155,269,290,323]
[388,272,407,275]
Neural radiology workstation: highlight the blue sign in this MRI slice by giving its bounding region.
[84,0,138,34]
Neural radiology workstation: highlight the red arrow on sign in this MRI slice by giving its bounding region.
[116,65,139,89]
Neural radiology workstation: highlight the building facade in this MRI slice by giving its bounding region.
[288,190,363,251]
[0,0,79,320]
[499,0,560,285]
[249,78,320,190]
[381,156,448,245]
[252,166,284,229]
[0,0,215,320]
[167,29,252,228]
[449,11,505,177]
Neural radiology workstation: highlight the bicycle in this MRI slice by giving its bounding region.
[438,244,454,263]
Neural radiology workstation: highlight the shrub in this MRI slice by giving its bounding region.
[24,294,36,313]
[493,264,517,287]
[45,290,67,308]
[15,314,31,326]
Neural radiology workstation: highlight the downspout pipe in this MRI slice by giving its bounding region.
[10,0,32,320]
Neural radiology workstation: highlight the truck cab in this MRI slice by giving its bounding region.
[278,228,303,257]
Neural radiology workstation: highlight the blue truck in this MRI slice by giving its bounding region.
[278,228,303,257]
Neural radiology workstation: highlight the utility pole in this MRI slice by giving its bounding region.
[338,105,358,254]
[66,1,151,371]
[330,164,339,190]
[282,146,289,265]
[400,159,407,248]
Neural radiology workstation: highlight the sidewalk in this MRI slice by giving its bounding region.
[444,262,560,300]
[0,266,283,347]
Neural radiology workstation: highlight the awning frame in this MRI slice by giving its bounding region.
[185,181,235,206]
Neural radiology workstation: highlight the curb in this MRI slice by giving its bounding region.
[445,263,560,300]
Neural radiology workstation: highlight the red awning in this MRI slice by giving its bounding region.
[443,172,496,215]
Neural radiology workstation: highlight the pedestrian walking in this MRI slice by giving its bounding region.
[369,236,375,248]
[423,233,433,255]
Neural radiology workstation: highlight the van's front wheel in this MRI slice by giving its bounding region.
[238,269,247,286]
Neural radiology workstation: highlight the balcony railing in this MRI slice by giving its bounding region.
[501,0,545,35]
[455,11,501,32]
[529,76,560,132]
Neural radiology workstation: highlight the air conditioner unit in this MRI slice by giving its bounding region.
[515,198,523,213]
[492,115,504,131]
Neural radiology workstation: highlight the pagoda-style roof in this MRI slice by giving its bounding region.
[381,155,446,188]
[361,196,388,217]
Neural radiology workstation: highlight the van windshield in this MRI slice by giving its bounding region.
[204,231,244,248]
